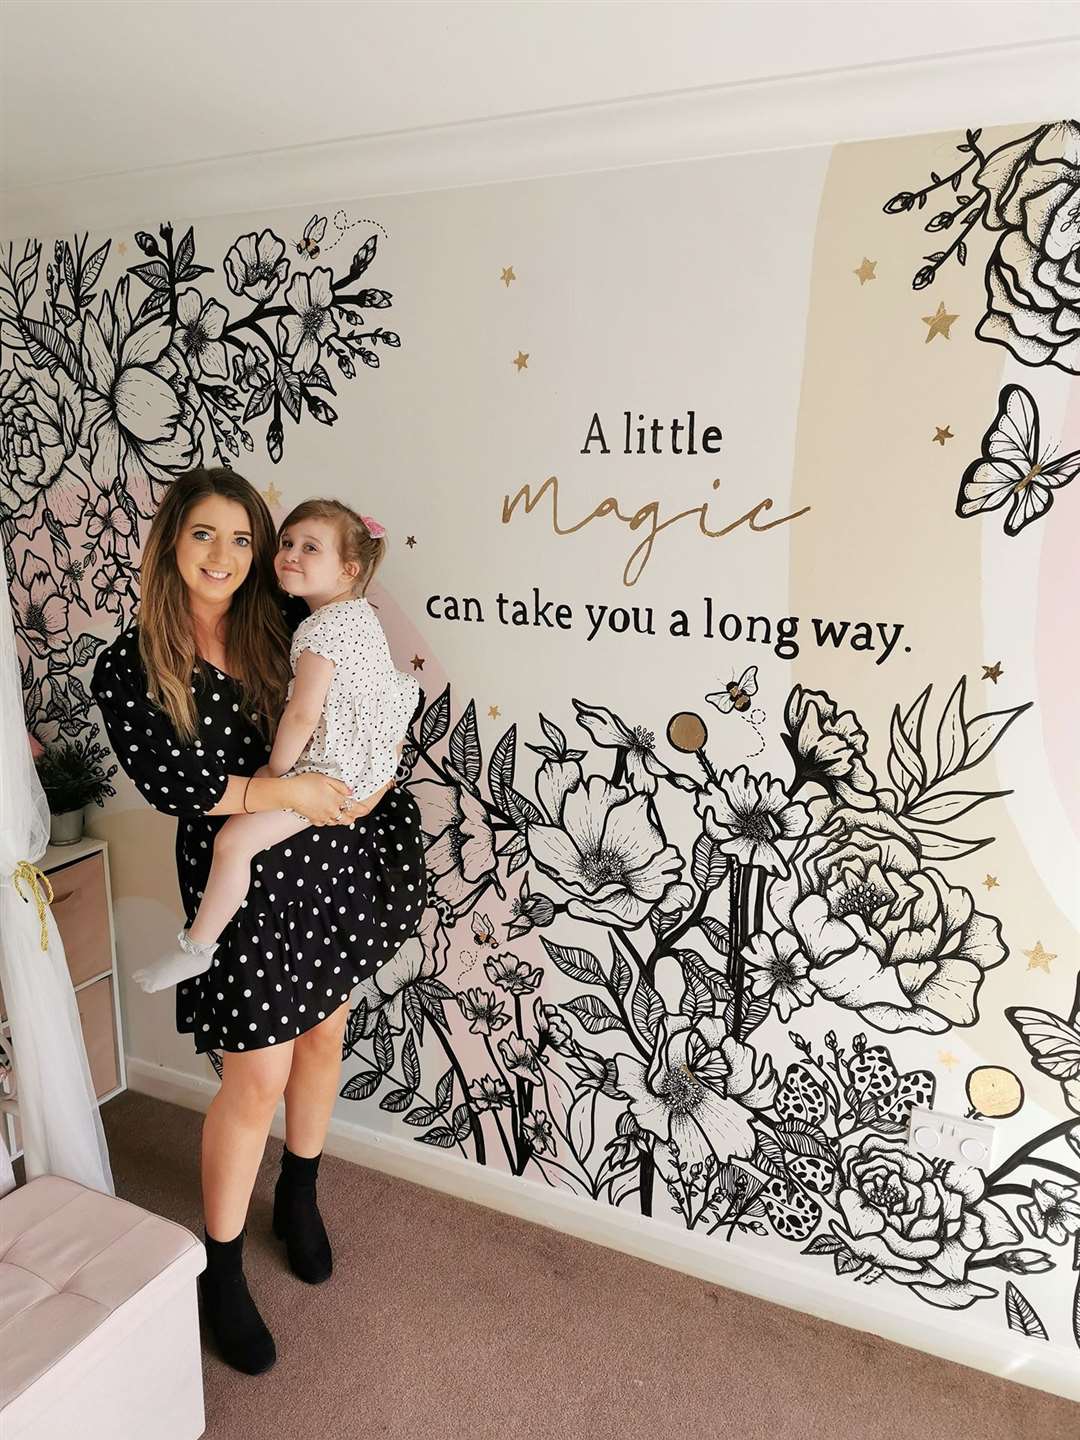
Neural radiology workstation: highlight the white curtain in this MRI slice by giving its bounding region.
[0,569,113,1197]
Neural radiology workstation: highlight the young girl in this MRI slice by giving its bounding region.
[134,499,420,994]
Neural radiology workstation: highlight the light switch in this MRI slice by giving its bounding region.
[907,1106,995,1169]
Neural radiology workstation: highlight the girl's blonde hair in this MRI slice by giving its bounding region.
[138,468,292,743]
[278,498,386,596]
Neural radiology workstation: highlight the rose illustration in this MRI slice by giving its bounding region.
[830,1135,1021,1308]
[974,119,1080,373]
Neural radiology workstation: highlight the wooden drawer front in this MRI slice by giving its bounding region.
[77,976,119,1100]
[50,853,111,987]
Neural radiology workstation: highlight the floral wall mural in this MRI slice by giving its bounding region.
[3,118,1079,1368]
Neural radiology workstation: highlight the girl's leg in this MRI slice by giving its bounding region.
[189,809,310,944]
[133,809,310,993]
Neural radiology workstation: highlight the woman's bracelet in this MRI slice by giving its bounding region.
[242,776,253,813]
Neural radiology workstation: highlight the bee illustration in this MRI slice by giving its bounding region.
[471,912,499,948]
[296,214,327,258]
[706,665,758,714]
[706,665,766,757]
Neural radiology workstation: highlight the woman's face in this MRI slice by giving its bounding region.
[173,495,255,606]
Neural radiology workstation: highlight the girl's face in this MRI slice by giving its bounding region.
[275,517,358,603]
[174,495,254,606]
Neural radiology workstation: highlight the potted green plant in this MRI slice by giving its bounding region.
[34,737,115,846]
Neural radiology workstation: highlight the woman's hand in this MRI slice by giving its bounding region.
[339,774,396,824]
[284,772,354,826]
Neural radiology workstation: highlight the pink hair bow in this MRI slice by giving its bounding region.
[362,515,386,538]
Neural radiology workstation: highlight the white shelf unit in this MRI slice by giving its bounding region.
[0,835,127,1162]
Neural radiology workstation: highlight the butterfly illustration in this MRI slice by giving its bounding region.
[296,214,327,258]
[1007,972,1080,1115]
[957,384,1080,536]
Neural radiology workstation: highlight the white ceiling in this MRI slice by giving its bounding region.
[3,0,1080,198]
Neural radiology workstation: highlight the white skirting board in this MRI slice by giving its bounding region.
[125,1057,1080,1405]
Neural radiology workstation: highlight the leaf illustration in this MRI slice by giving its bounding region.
[631,975,665,1045]
[419,684,451,748]
[909,829,992,861]
[275,366,302,422]
[379,1086,414,1112]
[417,1126,457,1148]
[889,703,926,790]
[128,259,171,291]
[402,1030,421,1091]
[565,994,623,1033]
[1005,1282,1049,1340]
[71,633,105,667]
[905,789,1007,824]
[448,700,481,784]
[81,239,111,293]
[699,915,730,955]
[373,1011,394,1074]
[242,385,272,422]
[692,833,728,890]
[434,1067,454,1113]
[488,725,516,810]
[961,701,1033,772]
[175,226,195,275]
[679,967,713,1020]
[541,938,605,987]
[609,940,632,1001]
[934,678,967,782]
[340,1069,381,1101]
[18,317,79,379]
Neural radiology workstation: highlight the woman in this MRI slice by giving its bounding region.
[91,467,426,1376]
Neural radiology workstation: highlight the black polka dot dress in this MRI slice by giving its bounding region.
[91,606,427,1055]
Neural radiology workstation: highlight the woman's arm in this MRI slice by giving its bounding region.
[206,771,352,825]
[92,635,352,826]
[267,649,334,777]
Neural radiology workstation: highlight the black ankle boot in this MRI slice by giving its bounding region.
[198,1228,276,1375]
[272,1146,333,1284]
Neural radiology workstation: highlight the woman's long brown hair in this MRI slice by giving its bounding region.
[138,468,292,743]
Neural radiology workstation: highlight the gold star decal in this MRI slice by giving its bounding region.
[937,1050,959,1070]
[411,654,425,671]
[405,535,417,548]
[982,662,1003,683]
[500,266,516,287]
[983,874,999,891]
[854,258,877,285]
[513,351,529,371]
[116,240,127,255]
[262,482,282,507]
[488,705,501,720]
[1024,941,1056,973]
[933,426,954,446]
[922,302,959,342]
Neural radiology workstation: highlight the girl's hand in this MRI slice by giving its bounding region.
[285,773,354,826]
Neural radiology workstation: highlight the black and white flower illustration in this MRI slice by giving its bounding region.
[883,118,1080,374]
[0,218,401,745]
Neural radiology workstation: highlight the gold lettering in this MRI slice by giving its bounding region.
[501,476,811,586]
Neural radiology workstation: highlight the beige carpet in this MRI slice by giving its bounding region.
[99,1090,1079,1440]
